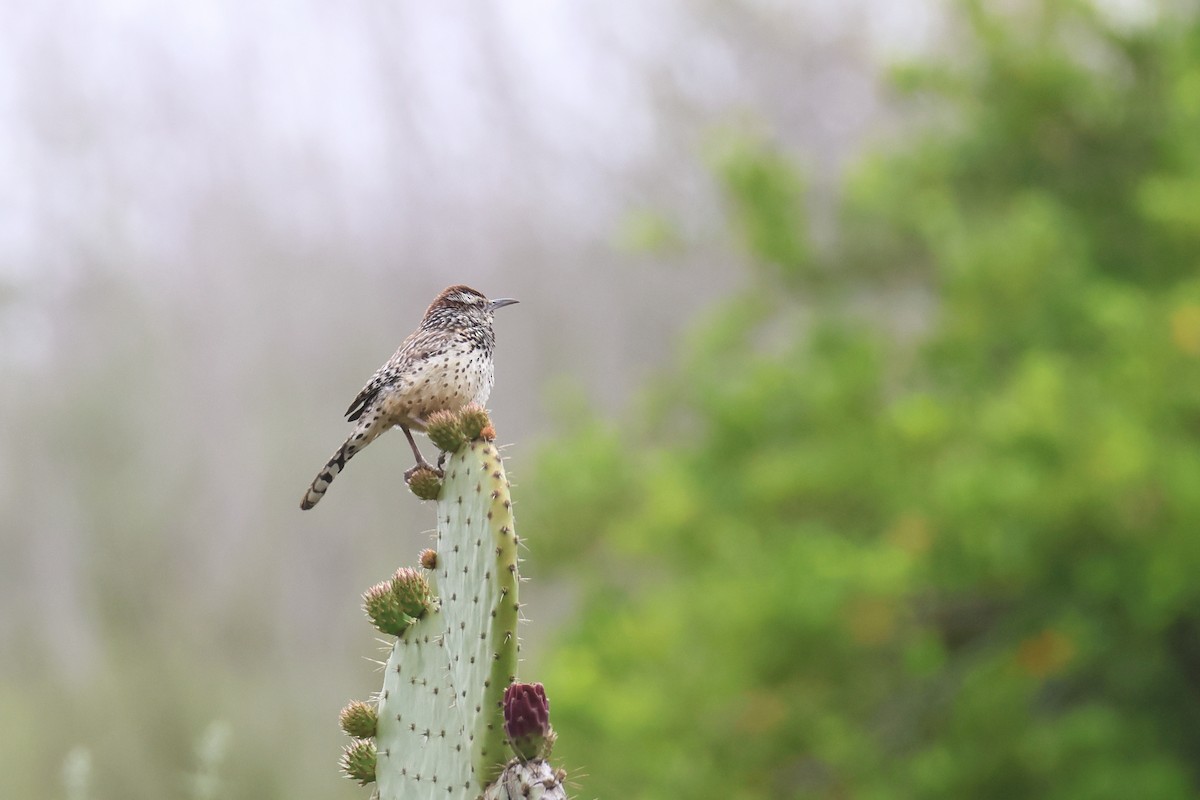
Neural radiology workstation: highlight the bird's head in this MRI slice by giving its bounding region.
[425,285,519,327]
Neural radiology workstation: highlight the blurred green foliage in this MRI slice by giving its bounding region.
[527,2,1200,797]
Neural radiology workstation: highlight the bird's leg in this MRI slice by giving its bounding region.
[437,451,447,471]
[401,425,443,482]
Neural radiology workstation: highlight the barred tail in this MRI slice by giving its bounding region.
[300,419,384,510]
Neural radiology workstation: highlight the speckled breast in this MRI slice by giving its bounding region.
[383,337,495,428]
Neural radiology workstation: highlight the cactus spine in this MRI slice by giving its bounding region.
[341,405,554,799]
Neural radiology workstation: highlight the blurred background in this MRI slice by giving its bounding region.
[3,0,1200,798]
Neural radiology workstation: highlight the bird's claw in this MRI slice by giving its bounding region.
[405,461,444,483]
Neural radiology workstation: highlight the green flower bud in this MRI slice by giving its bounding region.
[363,581,411,636]
[339,740,376,785]
[339,700,377,739]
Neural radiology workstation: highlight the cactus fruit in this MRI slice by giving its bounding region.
[339,740,377,786]
[391,567,433,619]
[425,409,466,453]
[363,568,436,637]
[503,683,552,761]
[407,466,443,501]
[339,405,567,798]
[457,403,492,441]
[340,701,378,739]
[485,683,567,799]
[362,581,412,637]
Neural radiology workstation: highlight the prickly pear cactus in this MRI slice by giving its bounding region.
[339,405,565,800]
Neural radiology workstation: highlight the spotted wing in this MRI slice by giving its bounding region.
[343,329,440,422]
[344,371,387,422]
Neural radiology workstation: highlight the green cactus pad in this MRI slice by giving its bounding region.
[407,466,444,501]
[340,700,378,739]
[339,740,377,786]
[425,410,466,453]
[363,581,413,637]
[374,437,521,799]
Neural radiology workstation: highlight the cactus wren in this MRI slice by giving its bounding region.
[300,285,518,510]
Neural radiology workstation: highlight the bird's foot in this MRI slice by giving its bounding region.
[405,460,444,483]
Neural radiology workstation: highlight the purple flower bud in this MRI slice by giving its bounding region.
[503,682,551,760]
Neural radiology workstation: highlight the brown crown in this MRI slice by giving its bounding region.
[427,285,487,313]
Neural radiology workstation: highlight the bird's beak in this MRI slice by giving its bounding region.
[489,298,519,311]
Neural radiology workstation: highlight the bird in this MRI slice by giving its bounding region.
[300,285,518,510]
